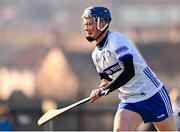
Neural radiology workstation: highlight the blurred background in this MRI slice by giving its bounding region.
[0,0,180,131]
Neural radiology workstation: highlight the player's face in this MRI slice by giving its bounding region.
[82,17,101,42]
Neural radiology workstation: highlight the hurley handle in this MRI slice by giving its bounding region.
[98,88,110,96]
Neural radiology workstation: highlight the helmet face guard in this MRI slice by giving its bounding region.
[81,6,111,42]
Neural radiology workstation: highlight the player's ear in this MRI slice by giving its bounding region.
[99,18,107,29]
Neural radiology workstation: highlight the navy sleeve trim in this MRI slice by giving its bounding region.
[118,54,133,62]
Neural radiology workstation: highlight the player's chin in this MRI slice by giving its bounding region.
[85,36,94,42]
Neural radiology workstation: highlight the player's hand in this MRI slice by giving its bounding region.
[99,79,110,88]
[90,88,103,103]
[90,80,110,103]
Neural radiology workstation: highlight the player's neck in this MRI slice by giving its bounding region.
[95,30,109,44]
[96,31,109,50]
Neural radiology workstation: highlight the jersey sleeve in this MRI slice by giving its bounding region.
[110,35,133,62]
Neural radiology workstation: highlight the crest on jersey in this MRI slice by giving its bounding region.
[106,50,111,57]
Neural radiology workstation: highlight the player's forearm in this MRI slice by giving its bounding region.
[99,72,113,81]
[103,57,135,94]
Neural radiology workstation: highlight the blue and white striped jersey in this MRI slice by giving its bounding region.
[92,32,164,103]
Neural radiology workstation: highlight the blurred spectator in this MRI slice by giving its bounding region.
[0,106,14,131]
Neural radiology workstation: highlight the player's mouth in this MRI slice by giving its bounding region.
[85,32,94,37]
[85,31,91,35]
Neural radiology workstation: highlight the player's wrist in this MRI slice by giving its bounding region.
[99,79,109,88]
[101,79,109,82]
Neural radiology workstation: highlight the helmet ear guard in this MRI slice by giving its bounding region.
[97,17,109,31]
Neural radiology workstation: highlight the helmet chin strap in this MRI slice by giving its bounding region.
[93,25,108,41]
[86,26,108,42]
[93,17,109,41]
[97,17,109,31]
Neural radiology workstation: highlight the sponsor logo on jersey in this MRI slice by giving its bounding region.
[103,62,121,75]
[115,46,128,55]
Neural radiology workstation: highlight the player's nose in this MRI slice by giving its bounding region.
[84,26,89,32]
